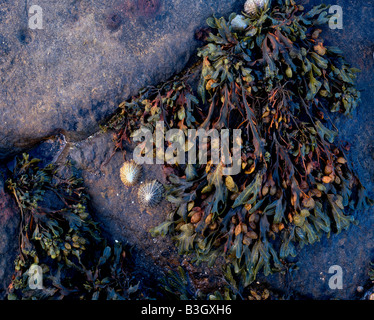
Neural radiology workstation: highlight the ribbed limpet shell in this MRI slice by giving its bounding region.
[120,161,142,187]
[137,180,164,207]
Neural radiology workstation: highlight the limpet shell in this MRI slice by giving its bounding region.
[120,161,142,187]
[138,180,165,207]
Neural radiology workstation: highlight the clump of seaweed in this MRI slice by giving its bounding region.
[108,0,372,288]
[103,67,202,147]
[6,154,142,300]
[369,262,374,282]
[160,265,277,300]
[160,266,203,300]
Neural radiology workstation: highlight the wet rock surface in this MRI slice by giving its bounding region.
[60,131,225,294]
[0,173,20,299]
[0,0,245,159]
[0,0,373,299]
[66,131,177,284]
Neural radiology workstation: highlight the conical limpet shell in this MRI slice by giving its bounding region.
[137,180,164,207]
[120,161,142,187]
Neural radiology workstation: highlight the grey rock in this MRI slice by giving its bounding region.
[0,175,20,299]
[0,0,245,159]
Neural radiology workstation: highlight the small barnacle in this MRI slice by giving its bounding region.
[138,180,164,207]
[120,161,142,187]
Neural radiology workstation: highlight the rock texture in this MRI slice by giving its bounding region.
[0,0,245,159]
[0,174,20,299]
[0,0,373,299]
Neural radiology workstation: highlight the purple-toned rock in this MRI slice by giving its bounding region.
[0,0,246,159]
[0,177,20,299]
